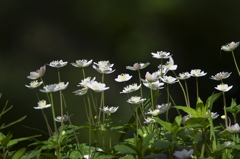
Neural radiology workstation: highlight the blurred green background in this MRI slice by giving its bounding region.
[1,0,240,147]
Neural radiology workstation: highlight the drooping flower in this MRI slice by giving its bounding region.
[221,41,239,52]
[49,60,68,68]
[100,106,119,114]
[178,72,191,80]
[142,72,158,83]
[115,73,132,82]
[143,80,164,90]
[78,77,96,88]
[55,114,73,122]
[27,65,46,80]
[39,84,58,93]
[160,75,178,84]
[151,51,171,59]
[226,123,240,133]
[55,82,69,91]
[173,149,194,159]
[215,83,233,92]
[144,117,156,124]
[156,103,171,113]
[126,62,150,71]
[73,88,88,96]
[87,81,109,92]
[34,100,51,109]
[165,56,177,70]
[210,72,232,81]
[190,69,207,77]
[25,80,43,89]
[120,83,141,93]
[127,96,146,104]
[71,59,93,68]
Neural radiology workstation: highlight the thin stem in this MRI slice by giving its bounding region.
[223,92,228,127]
[231,51,240,76]
[50,93,57,132]
[196,77,199,99]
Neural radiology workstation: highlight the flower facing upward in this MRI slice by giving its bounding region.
[55,82,69,91]
[87,81,109,92]
[190,69,207,77]
[49,60,68,68]
[127,96,146,104]
[34,100,51,109]
[126,62,150,71]
[115,73,132,82]
[71,59,93,68]
[226,123,240,133]
[94,61,114,68]
[25,80,43,89]
[173,149,194,159]
[40,84,58,93]
[143,80,164,90]
[178,72,191,80]
[151,51,171,59]
[160,75,178,84]
[215,83,233,92]
[55,114,73,122]
[221,41,239,52]
[100,106,119,114]
[78,77,96,88]
[165,56,177,71]
[120,83,141,93]
[210,72,232,81]
[142,72,158,83]
[27,65,46,80]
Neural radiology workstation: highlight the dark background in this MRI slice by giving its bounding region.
[1,0,240,147]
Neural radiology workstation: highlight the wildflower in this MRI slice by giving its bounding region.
[145,109,161,116]
[39,84,58,93]
[87,81,109,92]
[221,41,239,52]
[73,88,88,96]
[25,80,43,89]
[215,83,233,92]
[210,72,232,81]
[151,51,171,59]
[182,115,193,124]
[165,56,177,70]
[144,117,156,124]
[156,103,171,113]
[178,72,191,80]
[226,123,240,133]
[78,77,96,88]
[222,141,232,147]
[34,100,51,109]
[49,60,68,68]
[206,112,219,119]
[100,106,119,114]
[120,83,141,93]
[156,65,168,76]
[55,82,69,91]
[92,62,115,74]
[173,149,194,159]
[94,61,114,68]
[115,73,132,82]
[127,96,146,104]
[71,59,93,68]
[142,72,158,83]
[55,114,73,122]
[143,80,164,90]
[190,69,207,77]
[160,75,178,84]
[27,65,46,80]
[126,62,150,71]
[84,155,91,159]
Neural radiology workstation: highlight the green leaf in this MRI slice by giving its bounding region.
[1,133,12,146]
[68,150,82,158]
[196,98,205,117]
[114,145,138,155]
[154,140,173,151]
[205,92,221,110]
[153,118,171,131]
[0,116,27,130]
[7,134,41,148]
[173,106,198,117]
[142,133,155,149]
[12,148,26,159]
[144,154,167,159]
[119,155,135,159]
[185,118,209,128]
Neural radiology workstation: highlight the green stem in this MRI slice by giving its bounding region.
[231,51,240,76]
[223,92,228,127]
[50,93,57,132]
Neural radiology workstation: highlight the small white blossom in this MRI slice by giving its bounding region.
[49,60,68,68]
[115,74,132,82]
[166,56,177,70]
[34,100,51,109]
[160,75,178,84]
[71,59,93,68]
[145,109,161,116]
[151,51,171,59]
[27,65,46,80]
[73,88,88,96]
[100,106,119,114]
[221,41,239,52]
[143,80,164,90]
[120,83,141,93]
[25,80,43,89]
[55,114,73,122]
[156,65,168,76]
[156,103,171,113]
[94,61,114,68]
[210,72,232,81]
[215,83,233,92]
[144,117,156,124]
[78,77,96,88]
[142,72,158,83]
[206,112,219,119]
[92,65,115,74]
[190,69,207,77]
[126,62,150,71]
[173,149,194,159]
[222,141,232,147]
[127,96,146,104]
[178,72,191,80]
[55,82,69,91]
[39,84,58,93]
[226,123,240,133]
[87,81,109,92]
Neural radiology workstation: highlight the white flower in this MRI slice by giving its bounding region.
[127,96,146,104]
[222,141,232,147]
[27,65,46,80]
[94,61,114,68]
[221,41,239,52]
[100,106,119,114]
[160,75,178,84]
[73,88,88,96]
[71,59,93,68]
[87,81,109,92]
[206,112,219,119]
[92,65,115,74]
[115,73,132,82]
[55,114,73,122]
[215,83,233,92]
[143,80,164,90]
[151,51,171,59]
[226,123,240,133]
[145,109,161,116]
[190,69,207,77]
[210,72,232,81]
[84,155,91,159]
[178,72,191,80]
[166,56,177,70]
[34,100,51,109]
[78,77,96,88]
[173,149,194,159]
[144,117,156,124]
[120,83,141,93]
[55,82,69,91]
[126,62,150,71]
[142,72,158,83]
[39,84,58,93]
[49,60,68,68]
[25,80,43,89]
[156,103,171,113]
